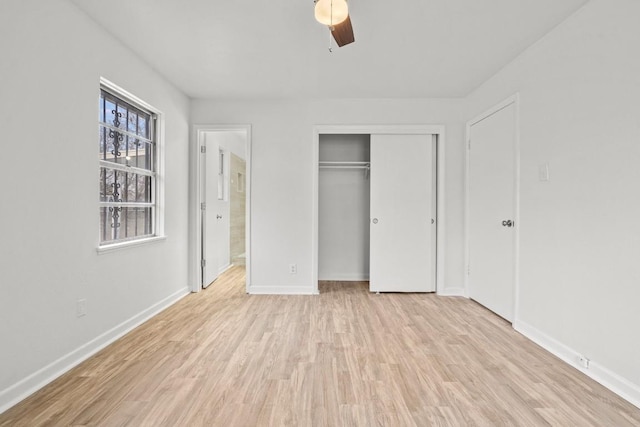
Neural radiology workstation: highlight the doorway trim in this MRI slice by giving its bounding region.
[464,93,520,320]
[311,124,446,295]
[190,124,252,293]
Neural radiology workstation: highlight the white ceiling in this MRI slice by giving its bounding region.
[69,0,588,99]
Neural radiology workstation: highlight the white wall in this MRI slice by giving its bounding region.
[0,0,190,412]
[191,98,466,294]
[465,0,640,404]
[318,134,371,281]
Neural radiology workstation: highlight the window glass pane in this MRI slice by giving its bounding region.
[127,207,153,237]
[98,124,153,170]
[142,141,153,170]
[100,207,113,243]
[99,126,106,160]
[99,95,105,122]
[100,168,151,203]
[99,168,123,202]
[104,99,116,126]
[127,111,138,133]
[115,104,127,130]
[126,135,152,170]
[101,124,126,164]
[100,207,152,242]
[134,174,152,203]
[138,116,148,138]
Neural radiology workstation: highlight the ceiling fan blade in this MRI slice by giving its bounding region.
[331,15,354,47]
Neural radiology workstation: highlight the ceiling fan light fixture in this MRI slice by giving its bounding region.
[314,0,349,26]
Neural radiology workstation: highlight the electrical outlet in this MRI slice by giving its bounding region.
[289,264,297,274]
[76,299,87,317]
[577,355,590,369]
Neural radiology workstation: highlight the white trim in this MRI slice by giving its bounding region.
[0,287,189,414]
[436,287,466,297]
[218,263,233,276]
[155,113,166,239]
[100,77,162,114]
[464,94,520,321]
[96,235,166,254]
[247,285,319,295]
[435,132,446,296]
[190,124,252,293]
[312,124,446,295]
[467,95,519,128]
[99,202,155,208]
[98,160,155,177]
[318,274,370,281]
[514,320,640,410]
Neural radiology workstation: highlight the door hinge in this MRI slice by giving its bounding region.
[467,265,470,275]
[201,202,206,210]
[467,140,471,150]
[201,259,206,268]
[200,145,206,154]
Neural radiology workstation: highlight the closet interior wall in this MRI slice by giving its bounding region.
[318,134,371,281]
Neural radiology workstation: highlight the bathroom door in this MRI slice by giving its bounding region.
[202,135,224,288]
[369,134,436,292]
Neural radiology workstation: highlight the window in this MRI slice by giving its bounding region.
[98,82,160,246]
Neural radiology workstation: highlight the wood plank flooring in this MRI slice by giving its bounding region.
[2,265,639,426]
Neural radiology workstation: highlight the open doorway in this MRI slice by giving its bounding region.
[191,125,251,293]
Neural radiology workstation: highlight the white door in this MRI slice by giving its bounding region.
[369,134,436,293]
[202,135,225,288]
[468,102,517,321]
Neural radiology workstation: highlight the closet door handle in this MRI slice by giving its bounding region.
[372,218,379,224]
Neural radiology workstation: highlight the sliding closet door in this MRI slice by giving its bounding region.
[370,134,436,292]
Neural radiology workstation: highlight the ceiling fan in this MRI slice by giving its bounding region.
[314,0,355,48]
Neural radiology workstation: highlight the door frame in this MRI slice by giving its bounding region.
[311,124,446,295]
[464,94,520,320]
[190,124,252,293]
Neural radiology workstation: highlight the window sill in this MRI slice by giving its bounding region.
[97,235,166,254]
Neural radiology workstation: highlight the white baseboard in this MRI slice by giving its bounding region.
[437,287,466,297]
[514,319,640,410]
[318,274,369,281]
[247,285,319,295]
[0,287,190,415]
[218,263,232,275]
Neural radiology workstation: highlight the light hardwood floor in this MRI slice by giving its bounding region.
[2,266,639,426]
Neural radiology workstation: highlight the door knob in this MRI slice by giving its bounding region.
[502,219,513,227]
[217,214,223,219]
[372,218,378,224]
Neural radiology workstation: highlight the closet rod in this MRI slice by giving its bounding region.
[318,160,370,165]
[319,161,369,165]
[318,161,370,169]
[319,162,370,178]
[318,165,370,169]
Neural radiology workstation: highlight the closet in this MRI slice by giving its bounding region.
[319,134,371,281]
[318,132,437,292]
